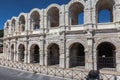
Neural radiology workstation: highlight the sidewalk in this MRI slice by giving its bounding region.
[0,66,70,80]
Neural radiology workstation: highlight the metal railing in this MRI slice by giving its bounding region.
[97,57,116,71]
[47,58,59,66]
[70,56,85,68]
[0,58,120,80]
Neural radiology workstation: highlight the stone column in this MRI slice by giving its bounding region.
[84,8,92,25]
[44,48,48,66]
[43,14,48,33]
[5,46,7,59]
[3,44,6,59]
[24,42,28,63]
[47,16,50,30]
[40,48,44,65]
[66,48,69,68]
[16,49,20,61]
[14,49,16,61]
[65,7,69,27]
[24,51,28,63]
[27,50,31,63]
[4,47,6,59]
[29,17,33,32]
[15,41,17,61]
[31,22,34,31]
[59,45,66,68]
[60,5,65,27]
[8,43,11,60]
[116,50,120,72]
[93,49,97,70]
[114,5,120,30]
[86,34,94,71]
[38,49,41,64]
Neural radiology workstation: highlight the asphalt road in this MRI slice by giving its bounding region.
[0,66,68,80]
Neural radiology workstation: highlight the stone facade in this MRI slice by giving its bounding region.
[3,0,120,75]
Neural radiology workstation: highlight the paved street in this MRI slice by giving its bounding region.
[0,66,68,80]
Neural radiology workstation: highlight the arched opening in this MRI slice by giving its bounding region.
[18,44,25,62]
[30,44,40,63]
[47,43,59,66]
[30,11,40,30]
[47,7,59,27]
[11,44,14,61]
[19,15,25,32]
[96,0,115,23]
[69,2,84,25]
[69,43,85,68]
[11,19,16,32]
[97,42,116,70]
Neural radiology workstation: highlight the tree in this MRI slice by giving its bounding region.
[0,29,4,37]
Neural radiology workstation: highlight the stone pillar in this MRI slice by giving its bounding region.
[43,14,48,33]
[8,43,11,60]
[116,51,120,72]
[15,41,17,61]
[44,48,48,66]
[114,4,120,30]
[3,44,6,59]
[9,42,12,60]
[84,48,89,69]
[31,22,34,31]
[16,49,20,61]
[24,51,28,63]
[93,49,97,70]
[60,5,65,27]
[40,9,44,31]
[14,50,16,61]
[47,16,50,30]
[25,14,29,32]
[66,48,69,68]
[27,50,31,63]
[16,22,19,34]
[84,8,92,25]
[65,7,69,27]
[24,42,28,63]
[86,34,94,71]
[38,49,41,64]
[4,45,7,59]
[59,45,66,68]
[40,49,44,65]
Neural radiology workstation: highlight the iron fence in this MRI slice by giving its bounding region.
[69,56,85,67]
[97,57,116,70]
[0,58,120,80]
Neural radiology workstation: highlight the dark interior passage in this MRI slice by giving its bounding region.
[48,43,59,65]
[69,43,85,68]
[97,42,116,69]
[18,44,25,62]
[30,44,40,63]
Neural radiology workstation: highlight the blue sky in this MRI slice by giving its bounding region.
[0,0,70,29]
[0,0,110,30]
